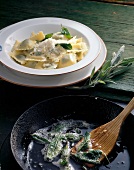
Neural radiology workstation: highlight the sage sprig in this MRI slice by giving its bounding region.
[68,45,134,89]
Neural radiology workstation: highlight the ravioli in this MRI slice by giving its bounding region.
[17,39,36,50]
[9,27,88,70]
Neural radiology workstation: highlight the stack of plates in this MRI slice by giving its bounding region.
[0,18,107,88]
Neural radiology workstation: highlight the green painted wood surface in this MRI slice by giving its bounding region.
[0,2,134,168]
[0,0,134,100]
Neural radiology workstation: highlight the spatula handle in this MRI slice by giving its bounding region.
[115,97,134,124]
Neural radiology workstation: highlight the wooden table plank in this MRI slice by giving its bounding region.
[92,0,134,5]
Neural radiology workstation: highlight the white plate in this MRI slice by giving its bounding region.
[0,37,107,88]
[0,17,101,75]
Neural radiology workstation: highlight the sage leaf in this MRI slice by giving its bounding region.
[101,60,111,71]
[60,142,70,166]
[56,43,72,50]
[45,33,53,39]
[32,134,51,144]
[104,78,116,84]
[119,57,134,66]
[111,45,125,65]
[90,67,96,80]
[61,27,72,39]
[77,132,91,152]
[72,150,102,164]
[51,120,89,134]
[46,134,63,161]
[109,66,131,78]
[65,133,82,142]
[97,80,106,84]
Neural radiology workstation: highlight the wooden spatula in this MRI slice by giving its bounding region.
[72,97,134,167]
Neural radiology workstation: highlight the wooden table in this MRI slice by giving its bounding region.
[0,0,134,169]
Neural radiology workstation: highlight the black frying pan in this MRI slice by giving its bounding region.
[10,95,134,170]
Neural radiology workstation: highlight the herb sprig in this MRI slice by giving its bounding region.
[68,45,134,89]
[61,26,72,39]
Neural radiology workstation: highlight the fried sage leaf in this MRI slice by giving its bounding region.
[60,142,70,166]
[46,134,63,161]
[64,133,82,142]
[72,150,102,164]
[32,134,51,144]
[51,120,89,134]
[76,132,91,152]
